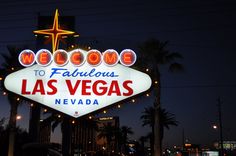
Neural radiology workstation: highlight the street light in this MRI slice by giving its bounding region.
[213,125,217,129]
[3,115,22,123]
[5,114,22,156]
[212,123,223,156]
[16,115,22,120]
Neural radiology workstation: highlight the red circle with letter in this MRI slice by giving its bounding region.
[103,49,119,66]
[53,49,68,66]
[36,49,52,66]
[120,49,136,66]
[87,49,102,66]
[70,49,85,66]
[18,49,35,67]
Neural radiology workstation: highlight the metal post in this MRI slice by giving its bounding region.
[217,98,224,156]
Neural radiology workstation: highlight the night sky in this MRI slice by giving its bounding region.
[0,0,236,148]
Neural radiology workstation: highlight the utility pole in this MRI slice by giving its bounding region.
[217,97,224,156]
[182,128,185,150]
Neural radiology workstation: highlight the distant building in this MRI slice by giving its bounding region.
[71,116,120,155]
[182,143,201,156]
[214,141,236,151]
[96,116,120,153]
[71,118,98,155]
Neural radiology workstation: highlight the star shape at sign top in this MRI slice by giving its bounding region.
[34,9,75,53]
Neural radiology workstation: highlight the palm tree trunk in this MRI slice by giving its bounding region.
[153,71,161,156]
[154,107,161,156]
[62,116,72,156]
[8,99,18,156]
[150,128,154,155]
[8,130,15,156]
[160,126,164,155]
[29,103,40,142]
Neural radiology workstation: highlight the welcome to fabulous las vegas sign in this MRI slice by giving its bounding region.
[4,10,152,118]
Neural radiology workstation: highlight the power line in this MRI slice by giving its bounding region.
[0,1,147,17]
[0,0,235,20]
[162,84,236,89]
[1,0,236,10]
[0,22,234,34]
[0,35,232,49]
[0,6,235,23]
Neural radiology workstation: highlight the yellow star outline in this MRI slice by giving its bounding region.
[34,9,75,53]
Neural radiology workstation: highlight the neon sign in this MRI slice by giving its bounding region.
[19,49,136,67]
[33,9,75,53]
[5,49,151,117]
[4,9,152,118]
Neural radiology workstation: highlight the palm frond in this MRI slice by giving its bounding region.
[140,106,178,130]
[169,62,184,72]
[137,38,184,78]
[165,52,183,62]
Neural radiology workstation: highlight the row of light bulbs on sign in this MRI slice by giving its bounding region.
[0,57,158,124]
[36,98,137,124]
[1,84,157,124]
[33,89,155,124]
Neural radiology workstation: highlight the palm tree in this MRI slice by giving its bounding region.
[140,107,155,155]
[120,126,134,144]
[97,122,119,155]
[28,101,41,142]
[42,112,72,156]
[43,112,98,155]
[0,46,26,156]
[141,106,178,155]
[0,46,43,156]
[138,38,183,156]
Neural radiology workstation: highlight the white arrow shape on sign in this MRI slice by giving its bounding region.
[4,49,152,118]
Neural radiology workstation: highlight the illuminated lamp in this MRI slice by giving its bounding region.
[185,143,192,147]
[73,34,79,37]
[16,115,22,120]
